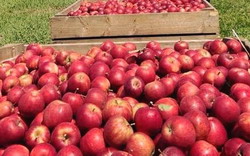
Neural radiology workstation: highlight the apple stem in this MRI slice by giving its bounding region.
[75,88,79,93]
[149,101,154,106]
[158,149,162,154]
[130,123,135,126]
[128,49,140,54]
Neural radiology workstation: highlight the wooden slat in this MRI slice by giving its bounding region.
[50,10,219,39]
[0,44,25,62]
[52,34,219,44]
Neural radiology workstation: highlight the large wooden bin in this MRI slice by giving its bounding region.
[50,0,220,43]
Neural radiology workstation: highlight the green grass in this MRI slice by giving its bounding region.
[211,0,250,40]
[0,0,249,46]
[0,0,75,46]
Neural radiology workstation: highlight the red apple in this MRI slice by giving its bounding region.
[100,40,115,52]
[217,52,235,68]
[228,68,250,85]
[159,56,181,75]
[222,138,246,156]
[30,143,57,156]
[196,57,215,69]
[43,100,73,129]
[177,82,199,100]
[7,86,24,105]
[79,55,95,67]
[102,97,132,121]
[38,62,58,76]
[160,146,185,156]
[140,59,158,71]
[25,124,50,148]
[228,58,249,70]
[0,115,28,145]
[38,73,59,87]
[161,116,196,148]
[0,101,14,119]
[230,83,250,101]
[51,122,81,150]
[144,81,167,102]
[146,40,161,51]
[91,76,111,91]
[135,107,163,137]
[154,98,179,120]
[189,140,219,156]
[18,74,33,87]
[18,90,45,118]
[160,77,175,96]
[95,51,113,66]
[126,132,155,156]
[236,143,250,156]
[41,47,55,56]
[138,48,156,62]
[132,103,149,119]
[2,75,19,93]
[202,67,226,88]
[68,60,89,77]
[174,40,189,52]
[111,58,129,69]
[67,72,91,94]
[26,43,42,55]
[110,45,128,59]
[184,110,210,140]
[85,88,107,108]
[57,145,83,156]
[209,39,228,54]
[180,95,206,114]
[135,65,156,84]
[226,39,242,53]
[87,47,102,58]
[103,115,133,148]
[123,42,137,51]
[212,95,240,125]
[80,128,106,155]
[40,84,61,105]
[26,55,40,70]
[2,144,29,156]
[238,97,250,113]
[97,147,118,156]
[108,68,126,89]
[89,61,110,80]
[178,54,194,71]
[13,63,28,75]
[122,97,138,107]
[206,117,228,148]
[76,103,102,131]
[62,92,84,115]
[124,76,145,98]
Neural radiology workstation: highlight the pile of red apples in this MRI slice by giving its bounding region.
[68,0,206,16]
[0,38,250,156]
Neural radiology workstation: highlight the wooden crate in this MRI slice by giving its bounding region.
[1,38,249,62]
[50,0,220,43]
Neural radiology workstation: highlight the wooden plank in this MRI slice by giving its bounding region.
[50,10,219,39]
[52,34,219,44]
[0,44,25,62]
[56,0,82,16]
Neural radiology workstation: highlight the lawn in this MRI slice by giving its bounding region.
[0,0,249,46]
